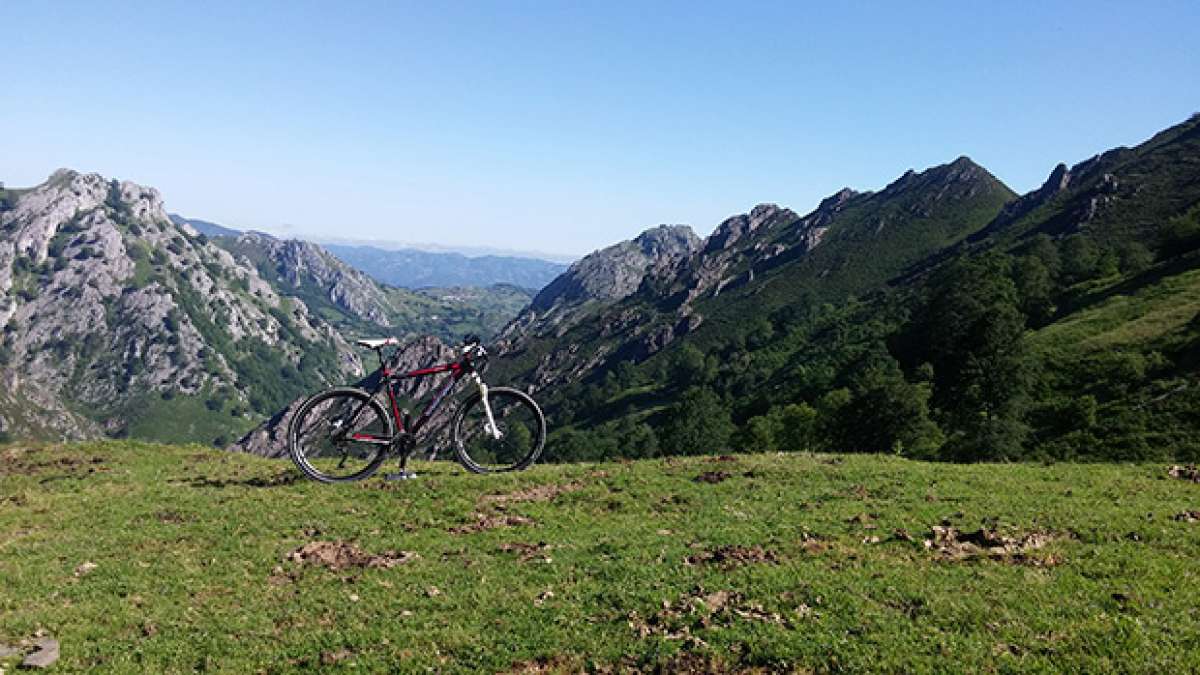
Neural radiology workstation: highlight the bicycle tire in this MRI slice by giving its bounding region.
[288,387,394,483]
[452,387,546,474]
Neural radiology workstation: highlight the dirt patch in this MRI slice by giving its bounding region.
[694,471,732,484]
[0,448,107,479]
[799,533,830,555]
[481,482,584,506]
[924,526,1069,566]
[498,541,554,564]
[449,511,535,534]
[846,513,878,529]
[153,510,192,524]
[1168,465,1200,482]
[847,484,871,499]
[185,470,302,488]
[286,540,419,571]
[2,493,29,507]
[502,655,577,674]
[627,586,807,648]
[685,544,778,569]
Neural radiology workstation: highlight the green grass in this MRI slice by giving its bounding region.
[1030,267,1200,354]
[121,394,256,447]
[3,442,1200,672]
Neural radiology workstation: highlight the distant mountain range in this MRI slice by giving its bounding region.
[167,214,241,238]
[168,214,569,291]
[321,243,568,291]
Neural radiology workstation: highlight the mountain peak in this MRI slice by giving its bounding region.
[633,224,701,255]
[880,156,1009,201]
[523,224,702,320]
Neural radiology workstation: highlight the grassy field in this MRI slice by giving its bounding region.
[2,443,1199,672]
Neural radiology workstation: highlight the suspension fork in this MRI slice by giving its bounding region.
[472,373,502,440]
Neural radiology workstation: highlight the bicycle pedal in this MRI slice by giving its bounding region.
[383,471,418,481]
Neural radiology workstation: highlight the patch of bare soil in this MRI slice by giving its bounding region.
[286,540,419,571]
[665,652,780,674]
[181,470,302,489]
[684,544,778,568]
[0,447,107,479]
[924,526,1069,566]
[1168,465,1200,482]
[152,510,192,524]
[449,511,535,534]
[481,481,585,506]
[694,471,732,484]
[497,541,554,564]
[502,655,577,674]
[627,587,808,648]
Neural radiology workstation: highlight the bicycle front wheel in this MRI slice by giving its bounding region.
[452,387,546,473]
[288,387,393,483]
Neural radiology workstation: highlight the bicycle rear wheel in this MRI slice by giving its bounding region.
[288,387,393,483]
[452,387,546,473]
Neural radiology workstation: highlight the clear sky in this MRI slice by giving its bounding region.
[5,1,1198,258]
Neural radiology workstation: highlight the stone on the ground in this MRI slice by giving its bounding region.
[21,637,59,669]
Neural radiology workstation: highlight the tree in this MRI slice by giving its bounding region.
[922,254,1031,461]
[1060,234,1100,284]
[1025,234,1061,279]
[1159,206,1200,257]
[834,355,943,457]
[551,427,617,462]
[1013,255,1056,326]
[611,418,660,459]
[658,386,734,455]
[668,344,708,387]
[775,403,819,453]
[1118,242,1154,275]
[737,415,778,453]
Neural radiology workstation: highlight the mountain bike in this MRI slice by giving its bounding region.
[287,335,546,483]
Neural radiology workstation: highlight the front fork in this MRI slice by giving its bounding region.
[472,373,503,440]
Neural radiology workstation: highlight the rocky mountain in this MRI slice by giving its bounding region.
[0,170,361,443]
[321,243,568,291]
[0,171,532,447]
[216,231,534,342]
[500,224,701,340]
[490,156,1015,395]
[227,224,700,457]
[491,114,1200,464]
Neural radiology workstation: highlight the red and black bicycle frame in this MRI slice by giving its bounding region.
[344,356,473,447]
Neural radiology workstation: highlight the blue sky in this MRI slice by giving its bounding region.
[5,2,1198,258]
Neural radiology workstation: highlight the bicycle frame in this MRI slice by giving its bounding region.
[341,358,466,447]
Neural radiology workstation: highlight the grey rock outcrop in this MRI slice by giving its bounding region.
[0,170,361,440]
[500,224,701,340]
[223,232,400,327]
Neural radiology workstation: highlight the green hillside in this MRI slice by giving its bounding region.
[3,442,1200,671]
[527,115,1200,466]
